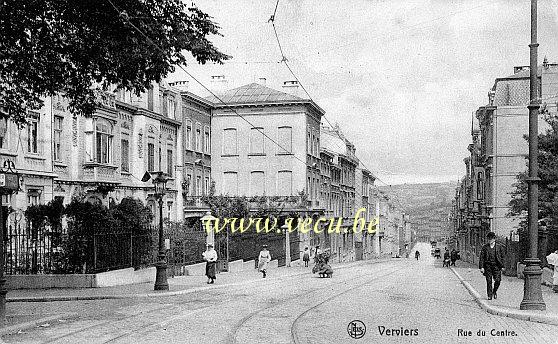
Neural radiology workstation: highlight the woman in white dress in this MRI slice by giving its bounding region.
[546,249,558,292]
[258,245,271,278]
[202,243,218,284]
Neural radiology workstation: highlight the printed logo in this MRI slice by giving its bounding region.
[347,320,366,339]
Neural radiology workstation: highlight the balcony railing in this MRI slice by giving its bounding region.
[94,89,116,109]
[82,163,119,183]
[184,196,207,208]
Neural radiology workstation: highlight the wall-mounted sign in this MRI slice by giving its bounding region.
[0,172,18,191]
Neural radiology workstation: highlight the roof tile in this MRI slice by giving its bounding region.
[205,83,304,104]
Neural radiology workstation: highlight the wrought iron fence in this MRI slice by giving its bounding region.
[3,210,59,275]
[167,228,207,276]
[2,213,157,274]
[93,231,155,272]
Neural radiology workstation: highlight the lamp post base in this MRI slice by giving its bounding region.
[520,257,546,310]
[154,257,169,291]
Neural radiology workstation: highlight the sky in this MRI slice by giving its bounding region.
[169,0,558,185]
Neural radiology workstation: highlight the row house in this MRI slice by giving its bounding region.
[172,81,213,223]
[0,82,184,225]
[320,125,360,262]
[197,78,409,264]
[454,59,558,271]
[207,82,324,200]
[453,123,489,265]
[380,196,404,257]
[206,81,326,262]
[355,165,380,260]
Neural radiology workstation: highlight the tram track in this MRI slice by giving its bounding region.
[228,262,403,344]
[97,259,395,344]
[8,259,396,344]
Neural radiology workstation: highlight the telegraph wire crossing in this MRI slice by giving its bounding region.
[105,0,407,211]
[105,0,305,168]
[268,0,406,210]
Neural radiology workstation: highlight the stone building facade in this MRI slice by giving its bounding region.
[453,60,558,269]
[177,86,213,221]
[0,82,184,224]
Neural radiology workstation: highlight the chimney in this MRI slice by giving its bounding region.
[258,77,267,86]
[282,80,302,98]
[168,80,189,93]
[210,75,228,93]
[513,66,530,74]
[487,89,495,105]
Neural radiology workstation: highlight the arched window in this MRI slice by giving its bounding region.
[95,119,113,164]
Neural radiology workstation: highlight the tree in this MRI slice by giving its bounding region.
[0,0,230,124]
[509,111,558,233]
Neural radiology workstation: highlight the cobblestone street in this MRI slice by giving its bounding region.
[2,243,556,344]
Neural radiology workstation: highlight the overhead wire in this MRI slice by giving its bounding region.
[106,0,409,211]
[268,0,406,210]
[105,0,311,170]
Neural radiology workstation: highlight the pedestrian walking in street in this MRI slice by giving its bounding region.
[258,244,271,278]
[303,247,310,267]
[202,243,217,284]
[479,232,505,300]
[546,249,558,292]
[415,250,420,260]
[443,248,450,267]
[450,249,458,266]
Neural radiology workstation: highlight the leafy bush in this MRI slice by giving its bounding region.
[24,197,155,274]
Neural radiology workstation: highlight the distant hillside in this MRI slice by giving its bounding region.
[379,182,457,241]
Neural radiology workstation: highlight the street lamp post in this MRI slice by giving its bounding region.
[520,0,546,310]
[152,171,169,291]
[0,160,20,326]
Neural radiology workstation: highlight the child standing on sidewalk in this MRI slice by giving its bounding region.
[303,247,310,267]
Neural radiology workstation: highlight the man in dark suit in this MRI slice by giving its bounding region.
[479,232,505,300]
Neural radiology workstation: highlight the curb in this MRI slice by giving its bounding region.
[0,313,78,337]
[7,258,391,303]
[450,267,558,325]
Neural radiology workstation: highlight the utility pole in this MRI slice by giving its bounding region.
[520,0,546,311]
[0,199,5,326]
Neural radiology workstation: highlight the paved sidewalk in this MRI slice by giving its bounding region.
[451,261,558,325]
[6,263,315,302]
